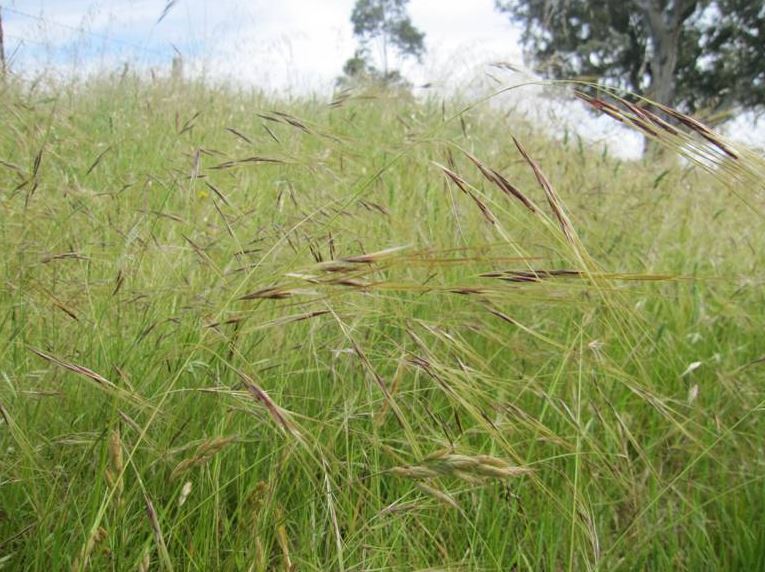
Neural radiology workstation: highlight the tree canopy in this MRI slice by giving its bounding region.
[495,0,765,115]
[341,0,425,86]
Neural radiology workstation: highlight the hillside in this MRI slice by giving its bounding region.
[1,76,764,570]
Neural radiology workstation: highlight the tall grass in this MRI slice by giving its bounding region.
[1,73,764,571]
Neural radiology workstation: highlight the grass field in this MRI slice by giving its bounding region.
[1,74,764,571]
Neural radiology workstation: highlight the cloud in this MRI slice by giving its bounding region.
[5,0,523,90]
[191,0,355,92]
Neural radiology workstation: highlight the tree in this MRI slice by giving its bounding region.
[495,0,765,115]
[341,0,425,86]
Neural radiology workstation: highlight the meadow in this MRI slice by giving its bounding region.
[1,74,764,571]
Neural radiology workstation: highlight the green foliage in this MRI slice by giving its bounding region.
[496,0,765,114]
[341,0,425,87]
[351,0,425,61]
[676,0,765,112]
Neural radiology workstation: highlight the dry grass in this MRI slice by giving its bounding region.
[0,73,764,570]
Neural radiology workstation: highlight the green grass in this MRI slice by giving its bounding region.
[1,74,764,571]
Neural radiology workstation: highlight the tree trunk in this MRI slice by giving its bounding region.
[647,25,680,107]
[635,0,697,157]
[637,0,687,107]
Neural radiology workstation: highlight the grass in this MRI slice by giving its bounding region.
[1,72,764,571]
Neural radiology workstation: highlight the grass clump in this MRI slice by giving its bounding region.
[1,74,764,571]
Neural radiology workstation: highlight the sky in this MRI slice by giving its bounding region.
[2,1,760,157]
[2,0,525,91]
